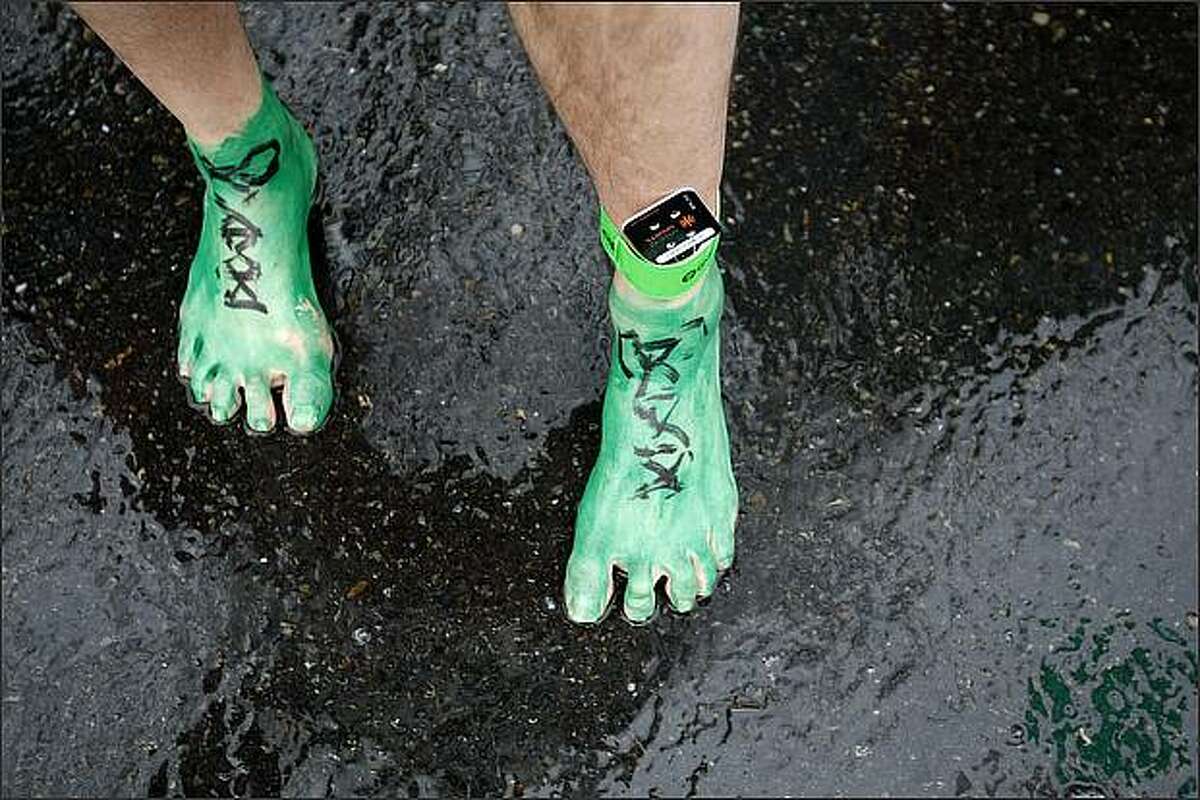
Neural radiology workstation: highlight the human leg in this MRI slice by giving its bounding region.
[508,2,740,622]
[70,2,260,145]
[71,2,334,433]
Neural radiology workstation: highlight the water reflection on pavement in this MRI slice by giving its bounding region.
[2,2,1196,796]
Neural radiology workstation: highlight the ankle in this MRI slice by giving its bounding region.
[612,269,703,309]
[608,267,724,336]
[182,72,265,149]
[187,77,302,167]
[604,191,723,310]
[186,79,315,205]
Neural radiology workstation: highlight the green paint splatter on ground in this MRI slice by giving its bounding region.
[1023,617,1197,795]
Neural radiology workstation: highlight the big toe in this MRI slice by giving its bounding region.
[177,330,203,380]
[189,361,219,406]
[564,552,614,624]
[283,371,332,434]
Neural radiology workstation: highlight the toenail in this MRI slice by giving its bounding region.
[625,596,654,618]
[289,404,320,431]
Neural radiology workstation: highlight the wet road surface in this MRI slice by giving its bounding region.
[3,2,1197,796]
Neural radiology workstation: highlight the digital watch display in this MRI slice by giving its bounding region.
[621,188,720,266]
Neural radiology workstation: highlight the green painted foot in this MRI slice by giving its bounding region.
[566,269,738,623]
[176,80,334,435]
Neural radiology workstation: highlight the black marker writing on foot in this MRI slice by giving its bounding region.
[195,139,281,315]
[566,270,738,623]
[618,315,709,500]
[177,81,336,435]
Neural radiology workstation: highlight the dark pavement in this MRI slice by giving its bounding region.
[2,2,1197,796]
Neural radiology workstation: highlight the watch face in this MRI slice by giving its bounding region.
[622,189,720,266]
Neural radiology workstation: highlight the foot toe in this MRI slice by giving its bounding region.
[208,374,241,424]
[690,548,719,599]
[177,332,202,380]
[283,372,332,434]
[664,560,699,613]
[709,526,736,571]
[189,362,220,406]
[564,552,613,624]
[622,563,656,623]
[243,378,276,433]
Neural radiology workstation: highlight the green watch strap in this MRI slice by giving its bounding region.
[599,204,719,299]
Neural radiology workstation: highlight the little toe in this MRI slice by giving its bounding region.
[690,548,719,599]
[208,374,241,424]
[664,561,699,613]
[622,562,656,623]
[564,551,614,624]
[243,378,276,433]
[282,371,333,434]
[709,526,736,571]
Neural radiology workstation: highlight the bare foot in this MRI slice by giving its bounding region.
[176,81,334,434]
[566,269,738,623]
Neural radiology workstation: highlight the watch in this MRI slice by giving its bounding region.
[598,187,721,299]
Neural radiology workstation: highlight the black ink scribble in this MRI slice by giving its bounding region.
[619,317,708,500]
[213,195,267,313]
[197,140,280,193]
[194,139,281,314]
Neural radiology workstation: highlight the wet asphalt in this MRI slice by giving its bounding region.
[2,2,1197,797]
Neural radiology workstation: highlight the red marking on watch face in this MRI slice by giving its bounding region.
[647,226,675,244]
